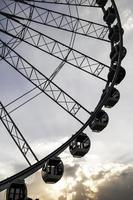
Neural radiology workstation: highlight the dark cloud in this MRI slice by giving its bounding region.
[95,166,133,200]
[91,170,110,181]
[64,164,79,178]
[58,195,67,200]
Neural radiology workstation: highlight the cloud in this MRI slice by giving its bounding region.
[122,9,133,31]
[64,164,79,178]
[0,191,5,199]
[27,171,53,200]
[58,196,67,200]
[91,170,109,181]
[57,163,133,200]
[5,160,132,200]
[70,181,90,200]
[95,166,133,200]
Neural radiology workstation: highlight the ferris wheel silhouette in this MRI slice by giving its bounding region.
[0,0,126,199]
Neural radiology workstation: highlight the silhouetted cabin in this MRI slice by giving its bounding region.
[42,157,64,184]
[108,25,124,43]
[101,87,120,108]
[89,110,109,132]
[108,64,126,85]
[110,45,127,62]
[103,7,116,25]
[96,0,108,7]
[69,133,91,158]
[6,180,27,200]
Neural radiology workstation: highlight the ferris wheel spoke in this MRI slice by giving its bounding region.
[0,1,34,57]
[0,13,109,82]
[1,0,33,17]
[0,40,91,124]
[0,101,38,166]
[0,1,34,35]
[15,0,98,7]
[13,2,109,42]
[0,16,22,36]
[5,55,70,116]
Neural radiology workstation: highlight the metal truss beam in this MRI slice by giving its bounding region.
[0,40,91,124]
[0,12,109,82]
[0,101,38,166]
[0,15,25,54]
[6,53,71,115]
[1,0,32,17]
[16,0,98,7]
[0,0,34,58]
[11,2,109,42]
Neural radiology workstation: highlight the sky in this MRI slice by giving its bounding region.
[0,0,133,199]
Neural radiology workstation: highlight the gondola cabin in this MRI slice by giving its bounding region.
[69,133,91,158]
[89,110,109,132]
[110,45,127,62]
[108,25,124,43]
[96,0,108,7]
[108,64,126,85]
[101,88,120,108]
[103,7,116,25]
[42,157,64,184]
[104,88,120,108]
[6,180,27,200]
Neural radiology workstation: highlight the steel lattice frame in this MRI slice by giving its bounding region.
[0,0,125,193]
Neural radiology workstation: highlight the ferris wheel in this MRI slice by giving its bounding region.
[0,0,126,199]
